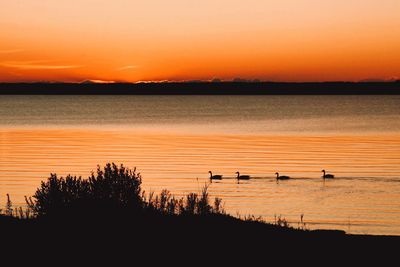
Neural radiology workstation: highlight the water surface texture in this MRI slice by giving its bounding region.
[1,95,400,235]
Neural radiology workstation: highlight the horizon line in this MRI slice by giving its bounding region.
[1,78,400,85]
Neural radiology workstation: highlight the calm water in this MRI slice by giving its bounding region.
[1,95,400,235]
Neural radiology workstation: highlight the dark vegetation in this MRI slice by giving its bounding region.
[0,81,399,95]
[21,163,225,219]
[1,163,399,260]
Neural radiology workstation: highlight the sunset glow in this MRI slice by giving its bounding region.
[1,0,400,82]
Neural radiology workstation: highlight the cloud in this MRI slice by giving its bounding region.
[81,79,116,84]
[0,61,82,70]
[116,65,140,71]
[0,49,24,54]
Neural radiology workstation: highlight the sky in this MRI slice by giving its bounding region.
[0,0,399,82]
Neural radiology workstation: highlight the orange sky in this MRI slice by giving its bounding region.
[1,0,399,82]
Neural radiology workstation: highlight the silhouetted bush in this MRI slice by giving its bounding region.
[29,163,223,218]
[32,163,143,217]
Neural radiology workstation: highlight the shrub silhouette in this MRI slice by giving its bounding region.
[32,163,143,217]
[88,163,142,208]
[31,163,224,218]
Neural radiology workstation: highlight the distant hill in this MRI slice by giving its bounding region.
[0,82,399,95]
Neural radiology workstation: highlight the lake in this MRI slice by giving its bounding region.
[1,95,400,235]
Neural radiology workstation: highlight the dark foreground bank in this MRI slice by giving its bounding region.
[1,81,400,95]
[2,212,399,263]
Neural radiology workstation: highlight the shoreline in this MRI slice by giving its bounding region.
[2,211,400,249]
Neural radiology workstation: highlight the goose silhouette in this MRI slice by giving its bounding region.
[236,171,250,180]
[322,170,334,179]
[208,171,223,181]
[275,172,290,180]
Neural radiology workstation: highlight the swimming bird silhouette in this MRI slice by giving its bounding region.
[209,171,223,181]
[236,171,250,180]
[275,172,290,180]
[321,170,335,179]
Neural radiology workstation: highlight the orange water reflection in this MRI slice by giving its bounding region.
[1,128,400,235]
